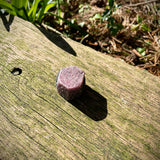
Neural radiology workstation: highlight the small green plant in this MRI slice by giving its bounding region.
[79,4,90,15]
[0,0,57,24]
[89,13,101,21]
[102,0,123,35]
[0,0,86,35]
[131,15,150,32]
[137,47,146,56]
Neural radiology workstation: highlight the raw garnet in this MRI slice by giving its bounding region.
[56,66,85,101]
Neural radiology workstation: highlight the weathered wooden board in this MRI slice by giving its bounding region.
[0,15,160,160]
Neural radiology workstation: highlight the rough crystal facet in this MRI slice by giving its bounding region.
[56,66,85,100]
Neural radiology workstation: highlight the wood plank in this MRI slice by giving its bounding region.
[0,15,160,160]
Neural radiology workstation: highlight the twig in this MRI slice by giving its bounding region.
[124,0,159,7]
[152,28,160,35]
[112,37,122,44]
[122,44,132,54]
[132,49,142,57]
[80,34,89,43]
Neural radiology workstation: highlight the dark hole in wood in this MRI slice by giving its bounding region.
[11,68,22,76]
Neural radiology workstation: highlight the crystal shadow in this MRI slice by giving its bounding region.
[70,85,107,121]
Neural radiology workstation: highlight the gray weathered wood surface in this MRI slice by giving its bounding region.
[0,15,160,160]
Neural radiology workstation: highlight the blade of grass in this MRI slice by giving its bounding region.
[37,0,57,23]
[57,0,61,22]
[11,0,28,9]
[32,0,41,22]
[28,0,40,22]
[0,0,17,15]
[109,0,114,8]
[23,0,29,10]
[44,1,57,13]
[11,0,28,18]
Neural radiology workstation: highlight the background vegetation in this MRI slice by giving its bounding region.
[0,0,160,76]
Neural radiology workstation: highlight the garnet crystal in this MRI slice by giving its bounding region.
[56,66,85,100]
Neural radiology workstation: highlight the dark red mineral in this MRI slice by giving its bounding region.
[56,66,85,100]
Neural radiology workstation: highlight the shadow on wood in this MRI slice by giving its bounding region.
[36,25,77,56]
[0,13,14,32]
[70,85,108,121]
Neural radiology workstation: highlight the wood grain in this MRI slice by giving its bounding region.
[0,15,160,160]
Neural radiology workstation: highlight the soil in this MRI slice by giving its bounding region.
[44,0,160,76]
